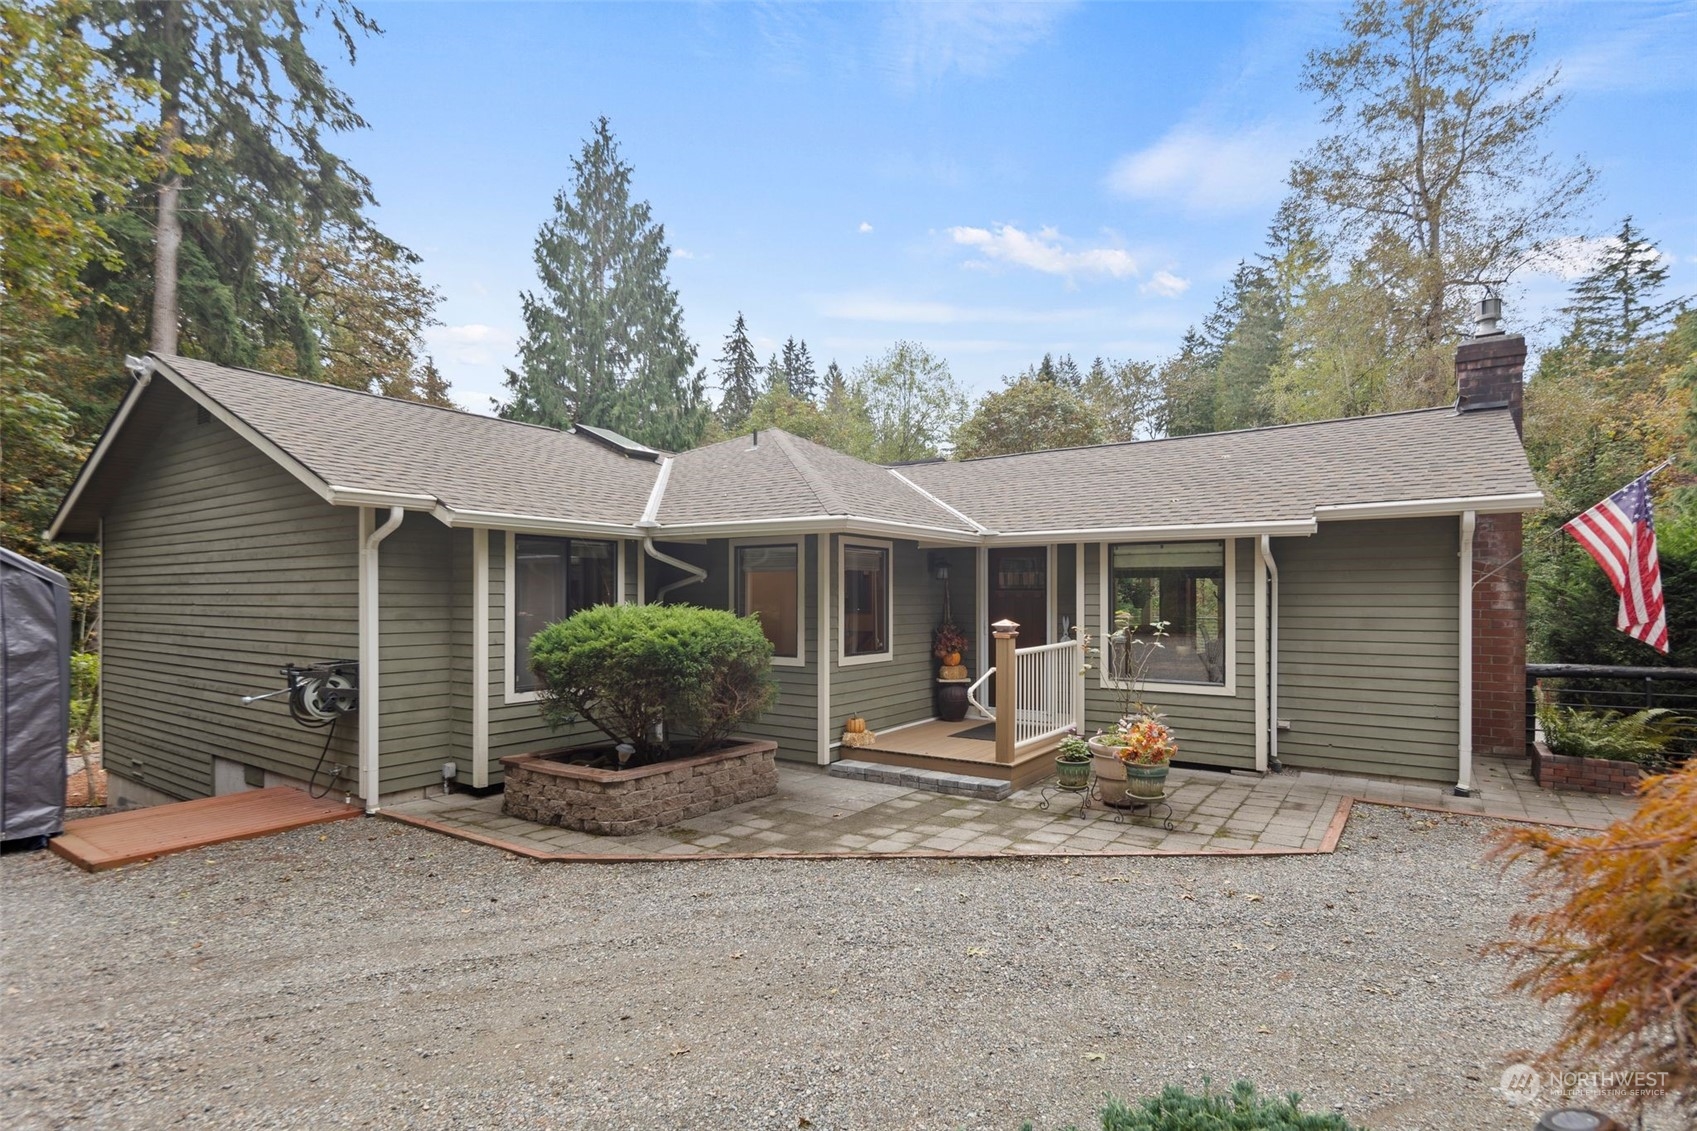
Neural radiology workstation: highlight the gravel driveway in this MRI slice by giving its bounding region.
[0,804,1673,1130]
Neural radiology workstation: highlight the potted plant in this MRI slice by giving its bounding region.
[1054,730,1092,792]
[933,622,969,668]
[1084,613,1178,804]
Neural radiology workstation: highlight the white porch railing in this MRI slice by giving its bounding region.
[1010,639,1081,751]
[967,637,1082,759]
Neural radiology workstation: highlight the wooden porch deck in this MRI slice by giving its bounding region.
[849,719,1062,791]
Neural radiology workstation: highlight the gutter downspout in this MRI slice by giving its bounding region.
[359,505,404,813]
[635,456,706,601]
[1457,510,1477,796]
[1259,536,1282,773]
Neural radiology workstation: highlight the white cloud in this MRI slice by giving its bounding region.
[433,323,499,344]
[1106,122,1293,213]
[947,224,1138,280]
[672,248,697,260]
[818,292,1099,325]
[1522,234,1669,282]
[877,2,1073,89]
[1140,270,1190,298]
[858,221,874,234]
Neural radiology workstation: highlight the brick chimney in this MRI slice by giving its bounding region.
[1456,296,1530,758]
[1454,295,1527,435]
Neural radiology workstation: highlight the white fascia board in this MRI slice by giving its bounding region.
[430,504,643,539]
[1313,492,1545,521]
[656,515,983,544]
[328,486,440,510]
[46,368,155,541]
[992,519,1317,542]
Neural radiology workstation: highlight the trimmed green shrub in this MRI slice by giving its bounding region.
[529,603,776,759]
[1023,1080,1364,1131]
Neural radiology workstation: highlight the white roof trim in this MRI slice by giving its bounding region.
[638,456,674,526]
[45,367,155,541]
[328,486,440,509]
[654,514,982,544]
[886,468,996,535]
[1313,492,1544,520]
[429,504,643,538]
[991,519,1318,542]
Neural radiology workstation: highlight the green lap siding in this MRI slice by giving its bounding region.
[1082,539,1258,771]
[830,538,940,739]
[100,387,359,801]
[375,515,462,794]
[1273,518,1460,782]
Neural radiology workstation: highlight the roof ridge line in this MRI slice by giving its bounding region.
[150,352,577,438]
[943,404,1468,465]
[768,430,848,515]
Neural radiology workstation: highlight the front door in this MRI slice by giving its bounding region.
[986,547,1048,706]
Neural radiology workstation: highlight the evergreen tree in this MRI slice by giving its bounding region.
[715,312,760,429]
[501,118,706,451]
[88,0,384,357]
[1157,329,1221,437]
[1212,263,1281,431]
[822,361,848,408]
[1082,357,1161,442]
[764,352,786,394]
[780,336,817,400]
[1562,217,1682,363]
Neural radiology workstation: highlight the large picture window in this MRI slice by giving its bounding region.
[1108,541,1226,686]
[512,535,617,692]
[736,542,801,663]
[840,542,890,662]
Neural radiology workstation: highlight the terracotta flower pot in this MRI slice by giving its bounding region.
[1087,738,1129,806]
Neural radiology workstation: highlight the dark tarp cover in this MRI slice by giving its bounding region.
[2,548,70,842]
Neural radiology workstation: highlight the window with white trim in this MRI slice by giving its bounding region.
[1107,541,1226,686]
[735,543,801,662]
[512,536,617,692]
[841,542,890,660]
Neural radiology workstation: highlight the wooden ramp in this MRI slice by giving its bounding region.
[50,787,360,872]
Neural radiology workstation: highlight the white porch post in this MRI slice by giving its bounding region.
[1458,511,1477,795]
[1253,538,1268,772]
[471,527,490,788]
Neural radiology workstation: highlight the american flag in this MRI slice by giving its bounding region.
[1564,470,1669,653]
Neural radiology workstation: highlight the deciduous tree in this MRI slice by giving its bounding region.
[954,378,1105,459]
[1286,0,1593,405]
[854,342,969,463]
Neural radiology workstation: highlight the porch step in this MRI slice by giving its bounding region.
[828,759,1012,801]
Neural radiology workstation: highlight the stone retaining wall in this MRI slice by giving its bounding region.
[500,739,779,835]
[1531,740,1645,796]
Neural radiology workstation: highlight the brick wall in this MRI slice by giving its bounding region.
[1454,334,1526,434]
[1532,741,1645,795]
[1473,513,1527,756]
[1457,332,1529,757]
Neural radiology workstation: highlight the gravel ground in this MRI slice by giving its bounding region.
[0,804,1676,1131]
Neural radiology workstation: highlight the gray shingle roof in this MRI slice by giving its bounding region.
[900,407,1539,534]
[659,429,978,534]
[159,355,661,528]
[54,354,1540,543]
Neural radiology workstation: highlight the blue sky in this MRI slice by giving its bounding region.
[312,1,1697,413]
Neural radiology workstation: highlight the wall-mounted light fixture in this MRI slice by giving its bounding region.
[928,552,950,582]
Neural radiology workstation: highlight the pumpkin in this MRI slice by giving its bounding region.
[844,716,866,734]
[938,664,968,680]
[942,651,962,667]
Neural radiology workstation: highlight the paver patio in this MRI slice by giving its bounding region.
[384,754,1640,860]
